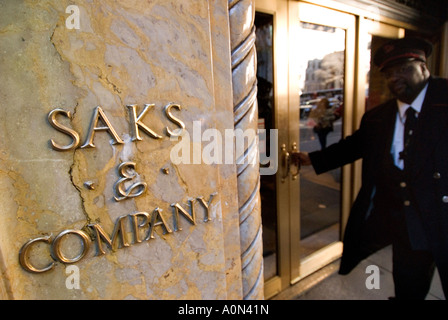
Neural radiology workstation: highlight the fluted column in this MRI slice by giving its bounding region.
[228,0,264,300]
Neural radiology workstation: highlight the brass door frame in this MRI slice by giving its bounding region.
[255,0,290,298]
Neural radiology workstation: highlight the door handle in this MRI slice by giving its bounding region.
[281,142,301,182]
[281,144,290,182]
[290,142,300,180]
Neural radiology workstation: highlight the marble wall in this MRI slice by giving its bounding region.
[0,0,247,299]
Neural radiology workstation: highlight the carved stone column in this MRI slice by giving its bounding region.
[228,0,264,300]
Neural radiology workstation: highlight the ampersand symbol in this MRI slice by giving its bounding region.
[114,161,147,201]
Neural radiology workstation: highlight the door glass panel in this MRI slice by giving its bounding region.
[255,12,278,280]
[298,22,345,258]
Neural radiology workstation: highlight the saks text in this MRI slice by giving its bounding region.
[48,103,185,151]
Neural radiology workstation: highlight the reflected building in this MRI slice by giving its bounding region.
[304,51,344,93]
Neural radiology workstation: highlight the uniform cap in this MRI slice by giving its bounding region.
[374,37,432,71]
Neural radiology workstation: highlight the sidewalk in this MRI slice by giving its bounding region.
[272,245,445,300]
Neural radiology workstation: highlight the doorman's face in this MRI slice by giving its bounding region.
[382,60,429,104]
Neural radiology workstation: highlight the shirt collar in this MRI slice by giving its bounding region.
[396,82,428,120]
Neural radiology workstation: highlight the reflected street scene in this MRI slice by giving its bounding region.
[298,22,345,258]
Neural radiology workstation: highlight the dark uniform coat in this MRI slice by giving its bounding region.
[308,77,448,285]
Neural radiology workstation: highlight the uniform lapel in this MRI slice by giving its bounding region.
[409,78,448,178]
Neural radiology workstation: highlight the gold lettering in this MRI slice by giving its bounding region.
[127,104,163,141]
[145,208,172,240]
[19,236,55,273]
[19,192,218,273]
[52,229,91,264]
[129,212,150,243]
[81,106,124,148]
[111,215,131,249]
[47,109,80,151]
[88,215,130,255]
[114,162,147,201]
[197,193,217,222]
[171,200,196,231]
[87,224,111,255]
[164,103,185,137]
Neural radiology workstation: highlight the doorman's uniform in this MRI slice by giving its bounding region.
[308,74,448,298]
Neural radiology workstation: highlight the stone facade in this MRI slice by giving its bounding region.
[0,0,262,300]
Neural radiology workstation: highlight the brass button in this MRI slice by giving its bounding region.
[404,200,411,206]
[400,182,407,188]
[433,172,441,179]
[443,196,448,203]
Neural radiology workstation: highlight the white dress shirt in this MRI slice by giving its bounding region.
[391,83,428,169]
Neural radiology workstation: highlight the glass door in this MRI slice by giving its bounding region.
[296,19,346,260]
[288,2,357,283]
[256,0,357,297]
[297,21,346,272]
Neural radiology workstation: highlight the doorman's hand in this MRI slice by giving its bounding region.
[291,151,311,166]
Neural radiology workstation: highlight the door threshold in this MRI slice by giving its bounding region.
[270,259,340,300]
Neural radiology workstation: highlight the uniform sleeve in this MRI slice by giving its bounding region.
[309,118,366,174]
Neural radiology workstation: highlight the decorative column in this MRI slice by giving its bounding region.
[228,0,264,300]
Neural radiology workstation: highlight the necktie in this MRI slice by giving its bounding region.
[399,107,417,165]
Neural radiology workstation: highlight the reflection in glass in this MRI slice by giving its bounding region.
[255,12,278,280]
[365,35,395,111]
[298,22,345,258]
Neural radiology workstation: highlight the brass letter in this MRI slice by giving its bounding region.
[81,106,124,148]
[127,104,163,141]
[114,161,147,201]
[51,229,91,264]
[171,200,196,231]
[145,208,172,240]
[48,108,80,151]
[88,223,113,255]
[110,215,131,249]
[197,193,217,222]
[88,215,130,254]
[19,236,55,273]
[129,212,150,243]
[164,103,185,137]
